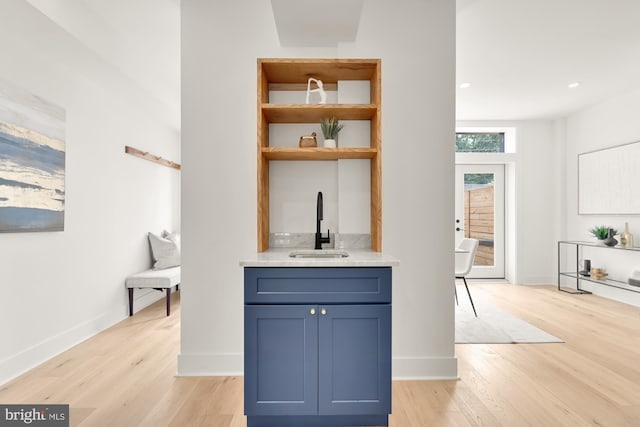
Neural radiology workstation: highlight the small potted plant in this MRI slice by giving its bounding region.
[589,225,617,244]
[320,117,343,148]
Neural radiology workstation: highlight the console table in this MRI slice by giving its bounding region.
[557,241,640,294]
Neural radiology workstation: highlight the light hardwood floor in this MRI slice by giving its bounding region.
[2,284,640,426]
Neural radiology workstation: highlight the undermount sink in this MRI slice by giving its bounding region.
[289,249,350,258]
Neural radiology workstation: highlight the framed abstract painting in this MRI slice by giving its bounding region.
[0,79,65,232]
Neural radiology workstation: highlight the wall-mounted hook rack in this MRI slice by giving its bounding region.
[125,146,181,170]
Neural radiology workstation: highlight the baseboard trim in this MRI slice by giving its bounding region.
[0,311,120,386]
[0,291,165,386]
[131,288,167,315]
[392,356,458,380]
[177,352,244,376]
[517,277,555,285]
[176,353,457,379]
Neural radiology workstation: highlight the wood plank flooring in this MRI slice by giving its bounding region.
[2,284,640,426]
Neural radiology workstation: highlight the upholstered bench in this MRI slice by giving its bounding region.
[125,266,181,316]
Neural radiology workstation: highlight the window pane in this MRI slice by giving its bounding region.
[456,133,504,153]
[463,173,495,266]
[464,173,494,187]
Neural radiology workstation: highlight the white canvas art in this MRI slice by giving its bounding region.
[579,141,640,215]
[0,79,65,232]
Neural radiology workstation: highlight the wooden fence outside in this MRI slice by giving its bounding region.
[464,186,494,266]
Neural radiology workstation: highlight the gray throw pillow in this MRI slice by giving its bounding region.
[163,230,181,251]
[148,232,180,269]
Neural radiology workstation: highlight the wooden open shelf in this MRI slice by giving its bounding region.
[261,58,379,84]
[262,147,378,161]
[257,58,382,252]
[262,104,377,123]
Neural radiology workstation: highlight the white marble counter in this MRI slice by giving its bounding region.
[239,249,399,267]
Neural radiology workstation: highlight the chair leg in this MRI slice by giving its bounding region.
[462,277,477,317]
[454,283,458,305]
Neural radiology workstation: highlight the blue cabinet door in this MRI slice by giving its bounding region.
[318,304,391,415]
[245,305,318,416]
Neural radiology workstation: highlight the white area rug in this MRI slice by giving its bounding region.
[455,288,563,344]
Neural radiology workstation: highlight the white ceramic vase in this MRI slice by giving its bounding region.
[324,139,336,148]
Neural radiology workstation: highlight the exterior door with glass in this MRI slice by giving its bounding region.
[455,164,505,278]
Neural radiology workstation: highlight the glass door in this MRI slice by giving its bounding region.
[454,164,505,278]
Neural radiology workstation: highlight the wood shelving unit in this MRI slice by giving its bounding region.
[257,58,382,252]
[262,104,377,123]
[262,147,377,161]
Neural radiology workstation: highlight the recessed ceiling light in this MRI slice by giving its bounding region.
[568,82,581,89]
[459,82,471,89]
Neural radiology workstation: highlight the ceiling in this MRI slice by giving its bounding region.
[456,0,640,120]
[271,0,640,121]
[25,0,640,124]
[25,0,180,129]
[271,0,363,47]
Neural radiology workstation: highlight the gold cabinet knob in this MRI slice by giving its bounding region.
[321,308,327,315]
[310,308,316,315]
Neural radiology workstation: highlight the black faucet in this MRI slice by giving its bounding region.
[315,191,331,250]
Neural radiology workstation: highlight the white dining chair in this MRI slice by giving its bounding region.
[455,238,479,317]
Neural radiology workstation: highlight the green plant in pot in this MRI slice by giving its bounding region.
[589,225,618,242]
[320,117,343,148]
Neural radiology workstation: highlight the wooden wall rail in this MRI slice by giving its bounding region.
[125,146,181,170]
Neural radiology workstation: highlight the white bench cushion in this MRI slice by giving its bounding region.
[125,266,181,288]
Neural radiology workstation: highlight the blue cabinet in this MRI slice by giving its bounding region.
[244,305,318,416]
[318,304,391,416]
[244,267,392,427]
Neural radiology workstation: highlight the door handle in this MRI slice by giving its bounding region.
[456,227,465,232]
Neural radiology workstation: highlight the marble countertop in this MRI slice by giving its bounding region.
[239,249,399,267]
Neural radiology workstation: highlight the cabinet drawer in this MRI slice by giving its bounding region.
[244,267,391,304]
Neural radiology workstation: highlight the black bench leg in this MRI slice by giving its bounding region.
[166,288,171,316]
[128,288,134,316]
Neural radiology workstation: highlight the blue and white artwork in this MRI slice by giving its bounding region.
[0,80,65,232]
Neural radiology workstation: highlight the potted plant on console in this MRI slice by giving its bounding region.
[320,116,343,148]
[590,225,618,246]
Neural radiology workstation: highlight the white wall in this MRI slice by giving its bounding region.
[268,86,370,237]
[0,2,180,385]
[180,0,457,379]
[456,120,561,285]
[563,88,640,306]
